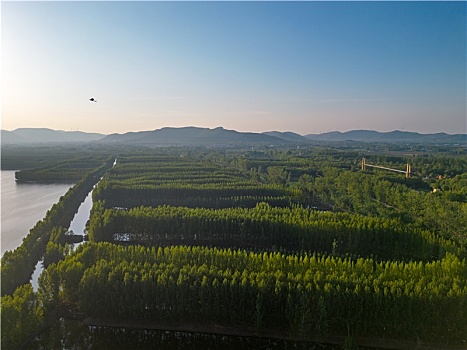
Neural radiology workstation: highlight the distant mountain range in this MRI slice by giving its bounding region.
[304,130,466,143]
[263,131,309,142]
[1,127,465,145]
[100,127,281,146]
[101,128,465,145]
[1,128,104,144]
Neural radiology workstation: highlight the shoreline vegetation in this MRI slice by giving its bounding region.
[1,158,114,296]
[1,144,466,349]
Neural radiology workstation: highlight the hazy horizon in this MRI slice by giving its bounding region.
[2,125,467,137]
[2,1,466,135]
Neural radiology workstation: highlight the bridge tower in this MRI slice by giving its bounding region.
[362,158,366,171]
[406,164,411,178]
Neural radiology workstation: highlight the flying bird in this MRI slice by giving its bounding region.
[89,98,97,102]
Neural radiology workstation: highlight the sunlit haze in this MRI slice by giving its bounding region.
[2,1,466,135]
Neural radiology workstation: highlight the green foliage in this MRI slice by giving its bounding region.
[1,158,114,296]
[310,166,467,247]
[93,157,300,209]
[88,203,456,261]
[38,264,61,312]
[3,145,467,348]
[44,241,71,267]
[1,284,43,350]
[41,242,467,345]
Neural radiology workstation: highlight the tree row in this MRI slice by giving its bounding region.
[39,243,467,344]
[88,202,457,261]
[1,158,114,296]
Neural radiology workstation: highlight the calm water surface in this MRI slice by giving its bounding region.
[69,186,94,235]
[1,171,72,256]
[31,319,340,350]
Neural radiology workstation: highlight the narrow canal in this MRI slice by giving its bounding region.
[30,160,116,291]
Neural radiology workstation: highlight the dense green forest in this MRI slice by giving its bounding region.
[88,203,459,261]
[1,143,466,349]
[93,157,301,209]
[42,243,467,343]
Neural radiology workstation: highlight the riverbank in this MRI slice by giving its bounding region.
[1,170,72,256]
[82,317,467,350]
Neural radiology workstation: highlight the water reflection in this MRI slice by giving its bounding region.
[1,171,72,256]
[31,318,340,350]
[31,259,44,292]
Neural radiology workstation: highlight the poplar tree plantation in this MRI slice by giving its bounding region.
[2,146,466,349]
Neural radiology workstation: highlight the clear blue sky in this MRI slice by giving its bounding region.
[2,1,466,135]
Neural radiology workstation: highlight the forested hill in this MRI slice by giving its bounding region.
[99,127,287,146]
[305,130,466,143]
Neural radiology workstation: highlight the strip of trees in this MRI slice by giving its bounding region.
[1,159,115,349]
[39,243,467,344]
[93,157,301,209]
[88,202,458,261]
[15,155,108,183]
[1,158,114,296]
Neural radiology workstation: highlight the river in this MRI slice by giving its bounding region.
[1,171,72,256]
